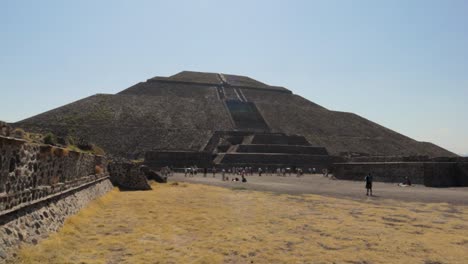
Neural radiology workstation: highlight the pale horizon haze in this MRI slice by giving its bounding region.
[0,0,467,155]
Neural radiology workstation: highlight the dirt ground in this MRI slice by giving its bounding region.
[13,174,468,264]
[171,173,468,205]
[13,179,468,264]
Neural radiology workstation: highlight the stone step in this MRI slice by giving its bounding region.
[213,153,225,164]
[225,100,270,131]
[242,135,254,144]
[251,134,310,145]
[215,153,330,166]
[145,151,212,168]
[237,144,328,155]
[227,145,239,153]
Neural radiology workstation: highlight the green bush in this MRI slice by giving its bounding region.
[43,133,57,145]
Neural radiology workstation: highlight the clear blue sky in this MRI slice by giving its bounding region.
[1,0,467,155]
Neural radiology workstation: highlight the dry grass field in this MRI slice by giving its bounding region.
[13,182,468,264]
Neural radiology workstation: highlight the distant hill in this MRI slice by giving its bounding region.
[15,71,457,159]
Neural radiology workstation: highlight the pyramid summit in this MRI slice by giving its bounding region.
[16,70,455,163]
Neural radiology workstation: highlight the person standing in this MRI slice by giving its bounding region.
[365,173,373,196]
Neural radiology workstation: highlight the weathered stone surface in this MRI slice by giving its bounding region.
[0,134,113,263]
[139,166,167,183]
[108,161,153,190]
[0,136,108,211]
[0,179,113,262]
[14,71,456,159]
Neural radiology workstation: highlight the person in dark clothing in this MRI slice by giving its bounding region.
[365,173,373,196]
[242,175,247,182]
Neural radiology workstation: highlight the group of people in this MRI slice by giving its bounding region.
[160,166,173,177]
[182,166,330,179]
[181,166,382,197]
[183,166,199,177]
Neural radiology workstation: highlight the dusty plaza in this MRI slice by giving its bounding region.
[12,174,468,264]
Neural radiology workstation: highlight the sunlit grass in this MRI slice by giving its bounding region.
[14,182,468,263]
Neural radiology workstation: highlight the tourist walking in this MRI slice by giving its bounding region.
[365,173,373,196]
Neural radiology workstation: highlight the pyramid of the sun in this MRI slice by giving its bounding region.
[16,71,455,159]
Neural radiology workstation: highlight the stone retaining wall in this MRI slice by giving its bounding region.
[333,162,468,187]
[0,135,113,262]
[0,136,108,212]
[0,178,113,262]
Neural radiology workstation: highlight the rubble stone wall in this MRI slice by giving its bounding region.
[0,136,113,262]
[0,136,108,211]
[0,179,112,261]
[108,161,152,190]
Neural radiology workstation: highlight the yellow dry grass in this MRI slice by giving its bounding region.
[14,183,468,264]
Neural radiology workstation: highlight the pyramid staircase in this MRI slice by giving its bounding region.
[205,132,330,169]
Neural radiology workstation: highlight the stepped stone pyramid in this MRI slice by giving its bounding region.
[16,71,456,166]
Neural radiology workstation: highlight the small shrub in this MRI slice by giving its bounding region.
[91,145,106,156]
[77,138,93,151]
[56,136,67,146]
[43,133,57,145]
[12,128,26,139]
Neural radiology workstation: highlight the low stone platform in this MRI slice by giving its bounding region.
[215,153,330,168]
[236,144,328,155]
[250,134,311,145]
[333,161,468,187]
[144,131,330,170]
[211,132,330,170]
[144,151,212,168]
